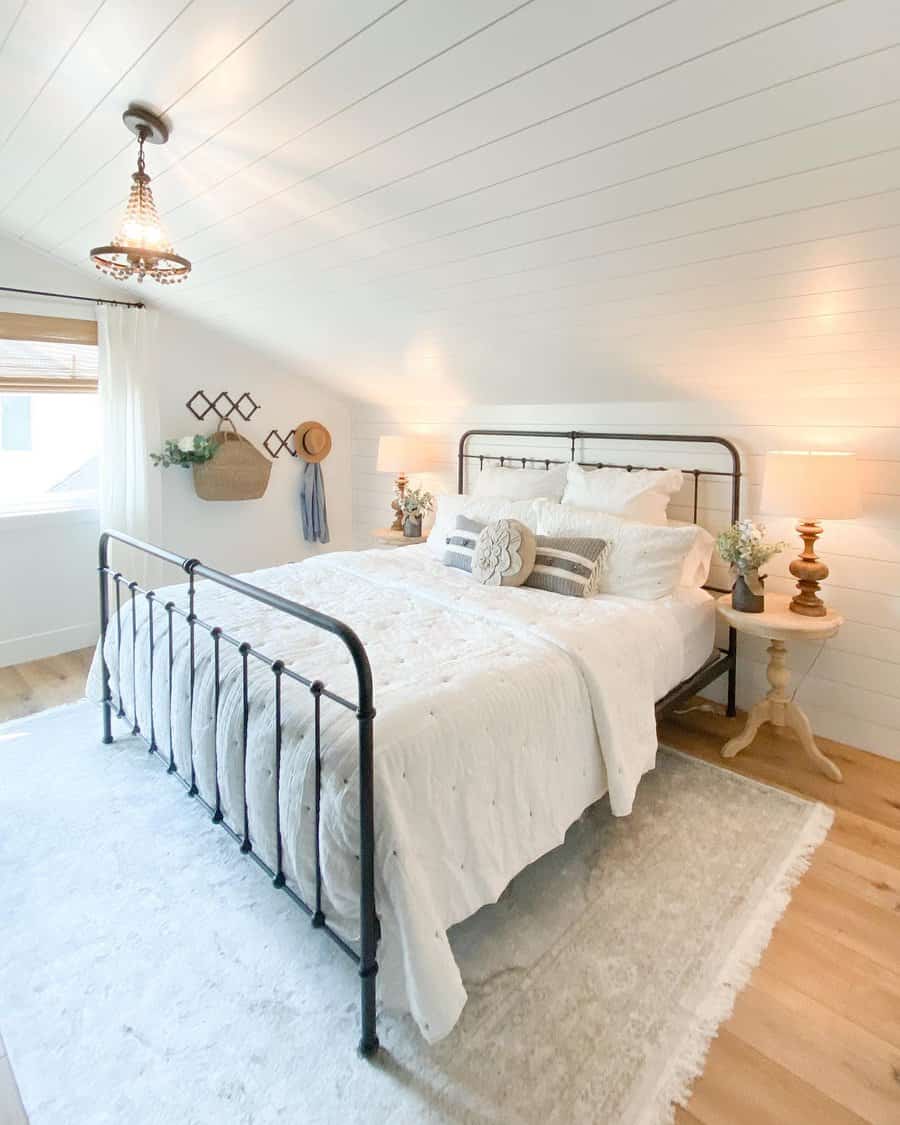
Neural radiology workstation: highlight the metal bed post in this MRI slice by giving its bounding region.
[726,629,738,717]
[166,602,176,771]
[355,664,379,1058]
[212,628,223,819]
[726,453,741,717]
[114,574,124,718]
[310,680,325,927]
[185,561,199,797]
[128,581,139,735]
[271,660,284,884]
[146,591,156,752]
[98,537,113,745]
[239,642,252,852]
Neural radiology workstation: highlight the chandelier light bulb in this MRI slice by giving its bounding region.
[89,106,191,286]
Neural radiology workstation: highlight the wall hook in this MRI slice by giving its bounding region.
[263,429,297,459]
[186,390,261,423]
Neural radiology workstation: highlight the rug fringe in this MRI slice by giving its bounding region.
[639,799,834,1125]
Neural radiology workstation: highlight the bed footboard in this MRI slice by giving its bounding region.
[97,530,380,1058]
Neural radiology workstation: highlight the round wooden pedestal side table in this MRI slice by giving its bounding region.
[372,527,427,548]
[716,592,844,782]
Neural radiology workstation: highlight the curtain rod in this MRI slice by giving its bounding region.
[0,285,144,309]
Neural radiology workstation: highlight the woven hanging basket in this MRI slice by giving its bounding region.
[192,419,272,502]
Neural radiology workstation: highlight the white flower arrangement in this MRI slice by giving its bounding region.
[396,486,434,520]
[151,434,218,468]
[716,519,786,573]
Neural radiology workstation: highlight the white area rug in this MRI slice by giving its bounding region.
[0,702,831,1125]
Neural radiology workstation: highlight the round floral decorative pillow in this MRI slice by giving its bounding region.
[471,518,537,587]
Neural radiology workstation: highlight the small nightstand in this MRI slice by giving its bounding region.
[372,528,427,548]
[716,592,844,782]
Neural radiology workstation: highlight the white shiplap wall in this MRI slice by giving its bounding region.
[352,398,900,762]
[3,0,900,407]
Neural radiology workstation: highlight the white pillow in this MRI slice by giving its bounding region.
[561,463,683,525]
[668,520,715,587]
[426,495,546,558]
[535,500,699,600]
[472,462,567,501]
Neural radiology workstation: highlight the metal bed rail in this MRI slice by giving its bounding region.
[457,429,742,718]
[97,529,380,1057]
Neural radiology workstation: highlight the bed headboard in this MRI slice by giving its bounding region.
[457,429,741,526]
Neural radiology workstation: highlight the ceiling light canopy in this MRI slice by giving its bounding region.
[90,106,191,286]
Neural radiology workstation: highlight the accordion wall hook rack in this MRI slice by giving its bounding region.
[186,390,261,423]
[263,429,298,459]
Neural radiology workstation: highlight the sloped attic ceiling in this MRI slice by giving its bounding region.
[1,0,898,406]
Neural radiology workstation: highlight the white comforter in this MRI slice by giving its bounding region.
[88,545,697,1041]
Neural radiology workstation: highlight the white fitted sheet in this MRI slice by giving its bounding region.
[654,585,717,697]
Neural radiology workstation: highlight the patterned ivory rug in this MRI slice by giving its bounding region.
[0,702,831,1125]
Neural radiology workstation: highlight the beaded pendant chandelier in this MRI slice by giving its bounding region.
[90,106,191,285]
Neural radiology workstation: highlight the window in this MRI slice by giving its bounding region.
[1,395,31,450]
[0,313,100,515]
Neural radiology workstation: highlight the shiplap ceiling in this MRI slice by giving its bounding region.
[1,0,899,404]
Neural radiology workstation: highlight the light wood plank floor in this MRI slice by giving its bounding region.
[0,654,898,1123]
[0,648,93,722]
[661,706,900,1125]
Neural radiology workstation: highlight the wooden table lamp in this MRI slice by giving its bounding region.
[760,451,861,617]
[376,435,437,531]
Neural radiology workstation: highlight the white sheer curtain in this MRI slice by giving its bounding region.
[97,305,163,587]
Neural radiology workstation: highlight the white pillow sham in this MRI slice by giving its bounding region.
[668,520,715,587]
[426,495,546,558]
[535,500,699,600]
[472,462,568,501]
[561,463,683,525]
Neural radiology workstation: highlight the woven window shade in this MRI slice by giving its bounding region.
[0,313,98,393]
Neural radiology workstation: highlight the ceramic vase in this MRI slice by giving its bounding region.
[733,569,765,613]
[403,515,422,538]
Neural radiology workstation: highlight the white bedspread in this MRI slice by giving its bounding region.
[87,545,709,1041]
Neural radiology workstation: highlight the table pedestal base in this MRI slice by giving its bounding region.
[721,638,842,782]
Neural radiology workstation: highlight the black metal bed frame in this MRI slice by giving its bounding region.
[95,430,740,1060]
[457,429,741,718]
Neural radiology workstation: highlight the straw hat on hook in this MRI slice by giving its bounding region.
[295,421,332,463]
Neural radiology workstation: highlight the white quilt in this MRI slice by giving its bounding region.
[87,545,693,1041]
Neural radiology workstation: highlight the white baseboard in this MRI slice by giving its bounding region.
[0,623,98,669]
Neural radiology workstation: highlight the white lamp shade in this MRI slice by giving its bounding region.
[760,451,861,520]
[376,434,438,474]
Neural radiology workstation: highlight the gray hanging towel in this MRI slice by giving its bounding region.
[300,460,329,543]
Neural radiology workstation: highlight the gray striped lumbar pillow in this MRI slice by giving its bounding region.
[443,515,484,572]
[524,535,608,597]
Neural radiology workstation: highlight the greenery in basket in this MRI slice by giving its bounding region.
[716,519,786,573]
[396,486,434,520]
[150,434,218,468]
